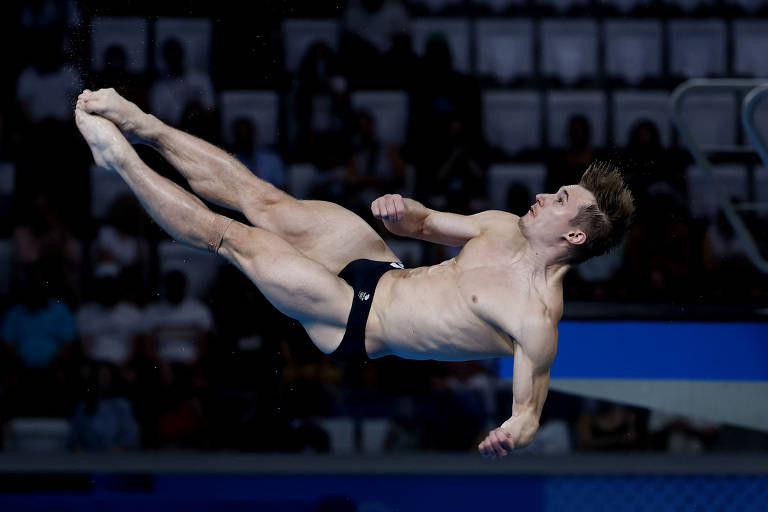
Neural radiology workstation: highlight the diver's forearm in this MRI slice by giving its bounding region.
[501,411,540,448]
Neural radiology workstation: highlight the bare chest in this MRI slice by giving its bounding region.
[454,239,561,338]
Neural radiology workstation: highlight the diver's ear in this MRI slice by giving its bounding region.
[566,230,586,246]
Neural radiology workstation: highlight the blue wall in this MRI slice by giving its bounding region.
[0,473,767,511]
[499,321,768,380]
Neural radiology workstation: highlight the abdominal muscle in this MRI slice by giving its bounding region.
[365,259,517,361]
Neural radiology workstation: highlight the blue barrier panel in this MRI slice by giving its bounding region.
[0,473,766,511]
[499,321,768,380]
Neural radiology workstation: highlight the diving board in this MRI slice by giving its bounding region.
[499,321,768,431]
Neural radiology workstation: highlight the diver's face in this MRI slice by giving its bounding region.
[522,184,594,247]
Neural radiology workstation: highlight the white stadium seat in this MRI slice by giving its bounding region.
[90,164,132,220]
[686,164,749,220]
[282,19,339,73]
[613,91,673,147]
[540,19,598,84]
[534,0,590,12]
[482,90,542,157]
[287,163,319,199]
[91,17,149,73]
[475,19,534,83]
[679,91,738,147]
[669,20,727,79]
[157,240,223,299]
[546,91,607,148]
[471,0,527,12]
[726,0,767,13]
[604,20,662,85]
[411,18,471,74]
[317,417,355,453]
[220,90,280,147]
[487,163,546,211]
[351,91,409,147]
[410,0,463,12]
[155,17,212,73]
[733,20,768,77]
[668,0,716,13]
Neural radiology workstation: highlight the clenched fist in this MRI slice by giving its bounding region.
[371,193,406,222]
[478,426,515,458]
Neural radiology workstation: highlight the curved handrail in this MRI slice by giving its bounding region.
[670,79,768,274]
[742,83,768,171]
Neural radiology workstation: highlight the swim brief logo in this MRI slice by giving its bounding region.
[390,262,404,269]
[358,291,371,301]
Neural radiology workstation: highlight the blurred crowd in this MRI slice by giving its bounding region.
[0,0,766,454]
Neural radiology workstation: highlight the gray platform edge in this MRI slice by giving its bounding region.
[0,453,765,475]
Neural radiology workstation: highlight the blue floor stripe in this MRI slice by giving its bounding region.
[499,321,768,380]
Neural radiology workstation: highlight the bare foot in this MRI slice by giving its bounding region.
[74,106,131,172]
[78,88,154,144]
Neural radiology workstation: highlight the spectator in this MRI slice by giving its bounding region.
[76,265,142,368]
[2,262,76,369]
[92,44,150,113]
[138,270,213,448]
[12,192,83,303]
[279,322,342,452]
[294,41,355,181]
[14,30,88,237]
[381,32,420,90]
[343,0,410,55]
[622,119,686,216]
[20,1,81,31]
[576,400,642,451]
[149,38,215,126]
[143,270,213,368]
[699,208,756,301]
[431,117,488,213]
[406,35,483,209]
[702,209,748,270]
[178,99,220,144]
[230,117,286,189]
[341,0,410,87]
[92,194,150,279]
[545,114,597,193]
[647,410,719,453]
[16,30,81,126]
[70,363,140,451]
[346,109,406,213]
[1,262,77,416]
[625,190,697,301]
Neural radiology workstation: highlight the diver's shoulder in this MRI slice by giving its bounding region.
[473,210,520,235]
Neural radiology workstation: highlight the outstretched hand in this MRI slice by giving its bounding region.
[371,194,406,222]
[478,426,515,458]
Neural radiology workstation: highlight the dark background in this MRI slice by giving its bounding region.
[0,0,766,457]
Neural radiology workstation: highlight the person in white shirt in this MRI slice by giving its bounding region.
[16,32,81,124]
[148,38,215,126]
[76,265,142,367]
[143,270,213,366]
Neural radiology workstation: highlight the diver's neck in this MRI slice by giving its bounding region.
[515,240,571,286]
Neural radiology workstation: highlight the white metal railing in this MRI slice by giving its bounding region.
[670,79,768,274]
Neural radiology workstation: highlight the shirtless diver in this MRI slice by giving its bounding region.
[74,88,635,458]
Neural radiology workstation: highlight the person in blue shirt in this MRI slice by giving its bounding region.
[2,263,76,369]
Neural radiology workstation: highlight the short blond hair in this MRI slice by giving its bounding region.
[567,161,636,264]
